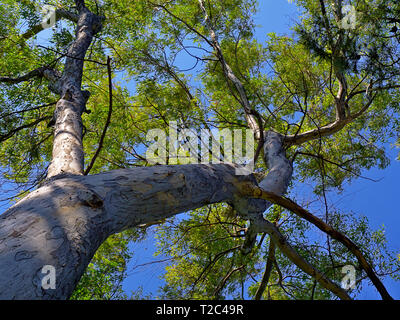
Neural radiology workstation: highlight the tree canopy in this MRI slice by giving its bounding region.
[0,0,399,300]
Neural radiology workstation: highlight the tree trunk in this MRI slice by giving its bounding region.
[47,2,102,178]
[0,1,352,300]
[0,164,264,299]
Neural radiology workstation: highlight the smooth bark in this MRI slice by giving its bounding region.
[0,164,264,299]
[0,0,389,301]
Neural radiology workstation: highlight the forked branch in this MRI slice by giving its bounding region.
[240,183,393,300]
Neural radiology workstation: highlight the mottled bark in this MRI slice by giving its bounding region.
[47,3,103,178]
[0,164,264,299]
[0,161,353,300]
[240,131,292,252]
[0,0,366,301]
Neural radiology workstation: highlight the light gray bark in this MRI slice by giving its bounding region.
[47,3,103,178]
[0,164,264,299]
[235,132,350,299]
[240,131,292,251]
[0,0,352,300]
[0,145,350,300]
[258,131,293,196]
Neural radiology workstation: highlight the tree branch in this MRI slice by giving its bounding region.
[248,214,351,300]
[254,239,275,300]
[21,9,79,40]
[149,1,213,47]
[239,131,292,254]
[240,184,393,300]
[347,84,400,100]
[283,93,377,146]
[192,245,241,292]
[296,151,380,182]
[197,0,261,138]
[213,265,245,298]
[84,56,113,175]
[0,67,49,84]
[47,1,104,178]
[0,116,52,143]
[0,101,57,120]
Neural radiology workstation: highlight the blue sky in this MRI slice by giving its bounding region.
[122,0,400,299]
[339,146,400,299]
[1,0,398,300]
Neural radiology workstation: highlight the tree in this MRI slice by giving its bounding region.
[0,0,399,300]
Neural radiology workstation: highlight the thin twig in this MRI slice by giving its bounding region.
[84,56,113,175]
[254,239,275,300]
[241,184,394,300]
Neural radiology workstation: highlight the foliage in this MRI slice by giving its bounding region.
[70,229,145,300]
[155,203,398,300]
[0,0,399,299]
